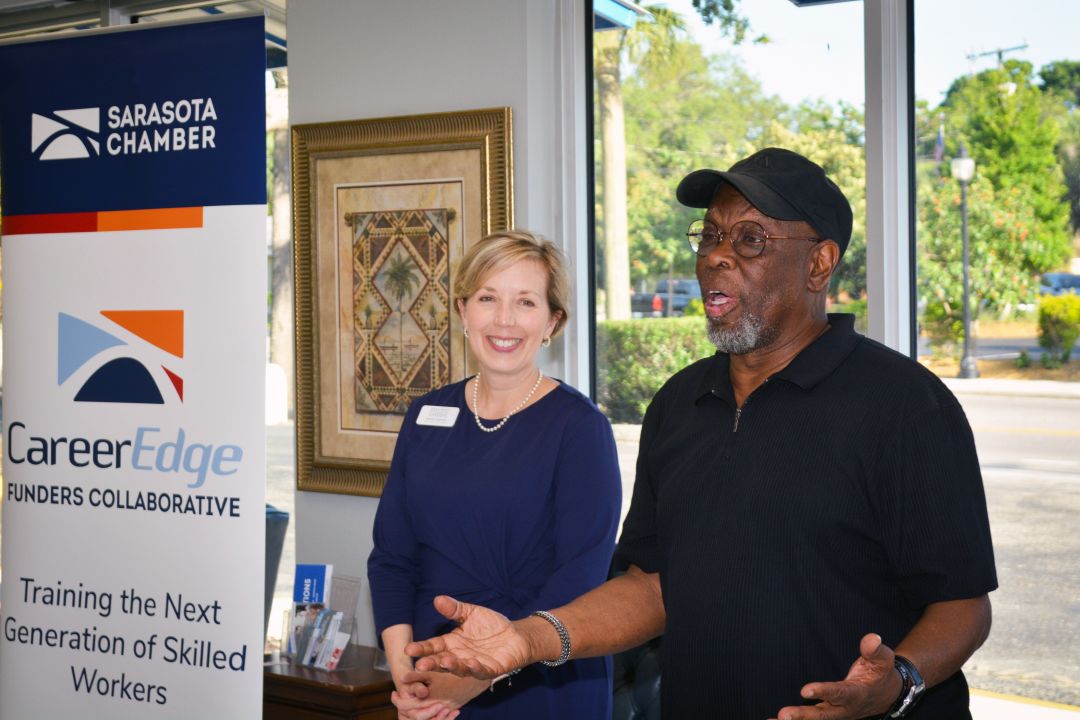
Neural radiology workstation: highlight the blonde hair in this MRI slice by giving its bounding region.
[454,229,570,337]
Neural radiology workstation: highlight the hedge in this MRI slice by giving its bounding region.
[597,318,716,423]
[1037,293,1080,365]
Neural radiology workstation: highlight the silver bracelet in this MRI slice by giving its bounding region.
[531,610,571,667]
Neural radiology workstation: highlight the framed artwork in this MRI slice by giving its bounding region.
[292,107,513,496]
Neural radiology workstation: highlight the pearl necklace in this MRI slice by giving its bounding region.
[472,369,544,433]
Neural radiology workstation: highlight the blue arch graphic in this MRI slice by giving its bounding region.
[74,357,164,404]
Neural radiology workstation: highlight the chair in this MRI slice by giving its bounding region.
[609,564,662,719]
[612,634,662,720]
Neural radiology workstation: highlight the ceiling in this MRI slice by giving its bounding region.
[0,0,286,66]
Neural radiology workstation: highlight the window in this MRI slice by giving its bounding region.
[591,0,865,520]
[913,0,1080,706]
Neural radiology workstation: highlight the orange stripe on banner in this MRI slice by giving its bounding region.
[2,212,98,234]
[2,208,203,234]
[97,207,203,231]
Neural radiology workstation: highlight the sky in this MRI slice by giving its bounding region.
[657,0,1080,108]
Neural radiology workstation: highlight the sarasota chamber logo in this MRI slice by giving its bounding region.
[58,310,184,404]
[31,108,101,160]
[30,97,217,160]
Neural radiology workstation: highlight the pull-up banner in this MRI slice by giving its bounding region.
[0,15,267,718]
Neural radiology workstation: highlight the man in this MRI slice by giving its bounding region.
[405,148,997,719]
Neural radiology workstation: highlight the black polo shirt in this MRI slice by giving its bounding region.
[614,314,997,719]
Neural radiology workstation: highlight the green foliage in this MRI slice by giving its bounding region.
[690,0,750,41]
[621,6,687,74]
[1055,108,1080,232]
[918,60,1074,349]
[623,45,783,284]
[1038,60,1080,234]
[1040,60,1080,107]
[917,176,1045,345]
[1037,294,1080,364]
[1040,351,1062,369]
[944,60,1071,255]
[597,318,715,423]
[921,299,965,350]
[682,297,705,316]
[1015,349,1032,369]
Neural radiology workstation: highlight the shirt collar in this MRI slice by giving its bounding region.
[695,313,862,402]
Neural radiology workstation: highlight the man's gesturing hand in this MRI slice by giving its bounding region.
[771,633,903,720]
[405,595,533,679]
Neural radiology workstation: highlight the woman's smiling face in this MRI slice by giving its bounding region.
[457,258,558,380]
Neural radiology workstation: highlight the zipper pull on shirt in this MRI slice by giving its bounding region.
[732,378,770,433]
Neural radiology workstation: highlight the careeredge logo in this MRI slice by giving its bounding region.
[31,97,217,161]
[59,310,184,404]
[31,108,100,160]
[6,309,241,489]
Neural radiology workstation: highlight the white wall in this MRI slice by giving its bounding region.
[287,0,587,646]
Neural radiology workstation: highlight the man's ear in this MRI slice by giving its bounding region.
[807,240,840,293]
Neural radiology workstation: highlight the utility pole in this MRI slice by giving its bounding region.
[967,43,1028,67]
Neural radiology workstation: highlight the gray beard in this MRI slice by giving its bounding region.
[706,310,778,355]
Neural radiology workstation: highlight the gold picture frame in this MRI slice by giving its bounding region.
[293,107,513,496]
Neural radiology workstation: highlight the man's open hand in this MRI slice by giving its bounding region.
[405,596,533,679]
[771,633,902,720]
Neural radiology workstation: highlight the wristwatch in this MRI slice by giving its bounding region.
[885,654,926,718]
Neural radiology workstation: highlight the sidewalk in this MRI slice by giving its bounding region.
[941,377,1080,399]
[974,690,1080,719]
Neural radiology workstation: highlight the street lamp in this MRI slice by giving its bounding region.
[951,143,978,379]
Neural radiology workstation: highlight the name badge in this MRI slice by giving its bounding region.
[416,405,460,428]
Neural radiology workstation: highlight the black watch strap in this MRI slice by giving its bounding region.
[885,654,926,718]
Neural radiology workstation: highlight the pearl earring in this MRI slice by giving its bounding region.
[463,327,469,339]
[542,336,551,348]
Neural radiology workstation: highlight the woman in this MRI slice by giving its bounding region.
[368,230,621,719]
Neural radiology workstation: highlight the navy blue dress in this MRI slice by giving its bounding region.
[369,378,621,719]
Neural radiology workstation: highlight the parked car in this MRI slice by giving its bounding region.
[630,277,701,317]
[1038,272,1080,296]
[630,289,664,318]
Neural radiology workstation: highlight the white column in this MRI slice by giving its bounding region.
[521,0,590,390]
[863,0,913,355]
[553,0,591,391]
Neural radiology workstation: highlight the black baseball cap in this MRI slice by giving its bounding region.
[676,147,853,257]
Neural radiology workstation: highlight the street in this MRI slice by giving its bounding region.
[264,389,1080,706]
[957,393,1080,705]
[918,336,1043,361]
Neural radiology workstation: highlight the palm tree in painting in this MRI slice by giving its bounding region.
[382,251,420,372]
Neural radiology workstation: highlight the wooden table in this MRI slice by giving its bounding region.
[264,644,395,720]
